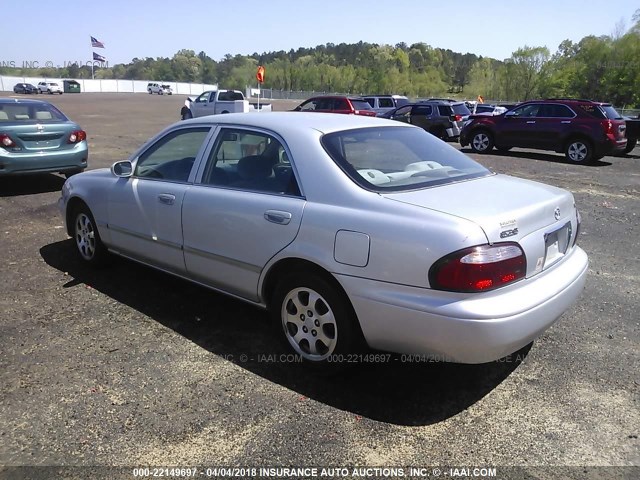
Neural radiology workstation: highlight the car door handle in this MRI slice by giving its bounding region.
[158,193,176,205]
[264,210,292,225]
[561,121,571,124]
[526,121,536,124]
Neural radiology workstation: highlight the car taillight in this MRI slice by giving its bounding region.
[573,209,581,246]
[429,243,526,292]
[454,114,463,122]
[0,134,16,148]
[68,130,86,144]
[601,120,614,135]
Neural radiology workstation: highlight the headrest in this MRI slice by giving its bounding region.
[237,155,272,180]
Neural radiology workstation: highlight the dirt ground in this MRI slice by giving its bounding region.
[0,93,638,478]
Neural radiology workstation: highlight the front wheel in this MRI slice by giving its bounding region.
[565,138,593,164]
[624,138,637,154]
[72,205,109,266]
[470,130,494,153]
[271,273,360,366]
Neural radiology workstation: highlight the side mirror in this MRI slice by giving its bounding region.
[505,111,516,118]
[111,160,133,178]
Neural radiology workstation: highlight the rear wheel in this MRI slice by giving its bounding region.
[624,138,637,154]
[72,205,109,266]
[271,272,360,367]
[429,126,447,141]
[470,130,494,153]
[565,138,593,164]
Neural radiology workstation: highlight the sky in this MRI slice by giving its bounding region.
[1,0,638,68]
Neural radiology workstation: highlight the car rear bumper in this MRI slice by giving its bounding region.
[337,246,588,363]
[595,137,627,157]
[0,145,88,175]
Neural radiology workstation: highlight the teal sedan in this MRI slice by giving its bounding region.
[0,98,88,177]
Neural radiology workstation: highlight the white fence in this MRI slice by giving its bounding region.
[0,75,217,95]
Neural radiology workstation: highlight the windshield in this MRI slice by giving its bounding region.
[321,126,491,192]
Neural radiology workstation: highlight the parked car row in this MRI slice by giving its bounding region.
[12,82,64,95]
[290,95,634,163]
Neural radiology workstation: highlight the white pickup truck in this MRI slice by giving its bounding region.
[180,90,272,119]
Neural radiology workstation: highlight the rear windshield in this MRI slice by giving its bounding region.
[600,105,623,120]
[351,100,373,111]
[452,103,471,115]
[578,104,622,119]
[0,103,68,122]
[321,126,491,192]
[218,91,244,101]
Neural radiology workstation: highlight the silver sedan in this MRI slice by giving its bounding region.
[58,112,588,366]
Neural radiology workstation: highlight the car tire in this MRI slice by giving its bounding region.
[470,130,494,153]
[565,138,593,164]
[181,109,193,120]
[72,204,109,266]
[270,271,361,367]
[429,126,447,141]
[623,138,637,154]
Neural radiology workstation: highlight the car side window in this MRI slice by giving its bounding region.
[201,128,300,196]
[379,98,394,108]
[134,128,210,182]
[298,100,318,111]
[392,106,412,119]
[540,104,574,118]
[414,105,432,116]
[195,92,209,103]
[512,104,540,117]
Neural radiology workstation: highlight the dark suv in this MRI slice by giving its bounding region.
[381,100,471,140]
[460,99,627,163]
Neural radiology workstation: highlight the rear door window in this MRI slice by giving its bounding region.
[437,105,453,116]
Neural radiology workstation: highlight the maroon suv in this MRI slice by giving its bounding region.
[460,99,627,163]
[293,95,377,116]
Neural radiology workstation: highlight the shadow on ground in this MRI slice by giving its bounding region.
[41,239,529,426]
[460,148,613,166]
[0,174,65,197]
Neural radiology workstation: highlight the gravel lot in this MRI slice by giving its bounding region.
[0,93,638,478]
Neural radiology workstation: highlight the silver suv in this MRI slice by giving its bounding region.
[363,95,409,115]
[38,81,63,94]
[147,83,172,95]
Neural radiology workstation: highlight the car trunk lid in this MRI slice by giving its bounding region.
[383,174,578,277]
[9,123,72,151]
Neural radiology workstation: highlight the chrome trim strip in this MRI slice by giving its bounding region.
[107,224,183,250]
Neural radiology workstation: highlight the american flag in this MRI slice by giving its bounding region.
[93,52,107,62]
[91,36,105,48]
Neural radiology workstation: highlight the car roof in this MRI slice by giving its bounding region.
[180,111,411,135]
[0,98,52,106]
[306,95,367,101]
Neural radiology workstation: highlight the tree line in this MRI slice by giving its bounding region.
[2,10,638,106]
